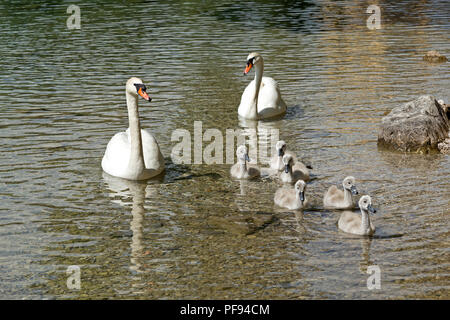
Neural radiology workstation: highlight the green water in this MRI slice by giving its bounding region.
[0,0,449,299]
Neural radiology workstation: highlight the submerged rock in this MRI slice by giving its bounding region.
[378,95,449,153]
[423,50,447,63]
[208,211,278,236]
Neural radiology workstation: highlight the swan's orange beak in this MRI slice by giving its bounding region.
[138,87,151,102]
[244,63,253,75]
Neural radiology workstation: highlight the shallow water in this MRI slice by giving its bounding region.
[0,0,449,299]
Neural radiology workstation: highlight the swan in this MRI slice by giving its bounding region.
[338,195,376,236]
[274,180,307,210]
[270,140,298,171]
[323,176,358,209]
[279,154,310,184]
[238,52,287,120]
[230,145,260,179]
[101,77,165,180]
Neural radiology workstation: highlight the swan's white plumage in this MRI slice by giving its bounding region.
[238,53,286,120]
[101,77,164,180]
[102,128,164,180]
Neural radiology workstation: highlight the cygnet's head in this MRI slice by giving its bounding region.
[294,180,307,202]
[282,154,294,173]
[236,145,250,163]
[343,176,358,195]
[126,77,151,102]
[244,52,263,75]
[359,195,376,214]
[276,140,287,157]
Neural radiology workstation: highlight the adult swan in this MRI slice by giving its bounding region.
[102,77,165,180]
[238,52,287,120]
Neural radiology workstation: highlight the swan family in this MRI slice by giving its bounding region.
[101,53,378,236]
[230,142,376,236]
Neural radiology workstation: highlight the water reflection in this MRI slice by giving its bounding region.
[238,117,282,166]
[102,173,160,276]
[0,0,448,299]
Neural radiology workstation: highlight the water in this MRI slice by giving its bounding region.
[0,0,449,299]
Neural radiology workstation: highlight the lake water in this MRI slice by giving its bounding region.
[0,0,449,299]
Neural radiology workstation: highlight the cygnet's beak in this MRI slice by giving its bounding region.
[350,186,358,195]
[245,154,250,162]
[368,204,376,214]
[299,191,305,202]
[278,149,284,157]
[284,163,290,173]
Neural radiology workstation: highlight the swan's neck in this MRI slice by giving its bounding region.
[343,187,352,204]
[361,208,370,233]
[238,160,248,175]
[126,92,145,175]
[276,155,283,169]
[251,60,264,117]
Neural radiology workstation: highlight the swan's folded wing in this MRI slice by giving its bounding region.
[338,211,361,234]
[140,129,165,171]
[102,131,131,173]
[258,76,286,112]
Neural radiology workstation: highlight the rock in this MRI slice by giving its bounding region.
[438,138,450,154]
[378,95,449,153]
[438,99,450,119]
[423,50,447,63]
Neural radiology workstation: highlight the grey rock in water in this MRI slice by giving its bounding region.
[438,138,450,154]
[378,95,449,153]
[423,50,448,63]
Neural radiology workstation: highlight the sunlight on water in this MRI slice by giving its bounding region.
[0,0,448,299]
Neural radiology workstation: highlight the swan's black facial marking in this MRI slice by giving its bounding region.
[134,83,147,93]
[244,57,257,75]
[133,83,151,102]
[247,57,256,66]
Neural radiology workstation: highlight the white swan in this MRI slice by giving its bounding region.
[102,77,165,180]
[238,52,287,120]
[274,180,307,210]
[230,145,260,179]
[323,176,358,209]
[338,195,376,236]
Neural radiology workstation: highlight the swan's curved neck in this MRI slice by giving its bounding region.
[238,160,248,175]
[343,187,352,204]
[276,156,283,169]
[360,208,370,232]
[251,60,264,117]
[126,91,145,175]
